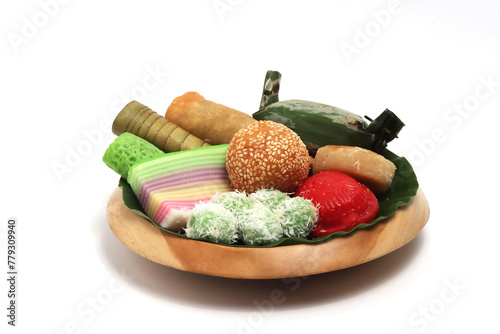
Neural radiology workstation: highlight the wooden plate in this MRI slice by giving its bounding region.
[106,187,429,279]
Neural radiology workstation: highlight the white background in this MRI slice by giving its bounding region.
[2,0,499,333]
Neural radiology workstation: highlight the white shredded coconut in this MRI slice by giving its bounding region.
[184,202,238,245]
[184,189,318,245]
[278,197,318,238]
[239,203,283,246]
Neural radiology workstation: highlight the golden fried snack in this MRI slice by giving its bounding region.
[313,145,396,194]
[165,92,256,145]
[226,121,310,193]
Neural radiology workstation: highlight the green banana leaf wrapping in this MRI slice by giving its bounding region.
[118,148,418,248]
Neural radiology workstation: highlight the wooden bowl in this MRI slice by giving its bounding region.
[106,187,429,279]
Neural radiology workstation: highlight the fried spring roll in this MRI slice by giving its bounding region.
[165,92,256,145]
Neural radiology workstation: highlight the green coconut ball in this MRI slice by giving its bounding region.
[185,202,238,245]
[239,204,283,246]
[248,189,289,212]
[278,197,318,238]
[210,191,253,219]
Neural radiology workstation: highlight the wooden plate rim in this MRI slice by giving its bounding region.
[106,187,429,279]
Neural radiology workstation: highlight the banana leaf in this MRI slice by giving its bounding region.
[117,149,419,247]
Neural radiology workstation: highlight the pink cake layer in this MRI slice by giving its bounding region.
[152,197,213,223]
[138,167,229,205]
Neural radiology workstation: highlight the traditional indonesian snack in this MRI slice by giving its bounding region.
[226,121,310,193]
[277,196,318,238]
[294,171,379,237]
[102,132,164,179]
[184,202,238,245]
[245,189,317,239]
[209,191,253,219]
[112,100,211,152]
[238,204,284,246]
[127,145,233,231]
[254,70,405,155]
[104,69,413,247]
[165,91,257,145]
[184,189,318,244]
[249,189,289,211]
[313,145,396,194]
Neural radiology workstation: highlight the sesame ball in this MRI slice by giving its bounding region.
[226,121,310,193]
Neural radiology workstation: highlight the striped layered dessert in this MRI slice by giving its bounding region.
[127,144,233,231]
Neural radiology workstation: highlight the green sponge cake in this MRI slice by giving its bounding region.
[102,132,164,178]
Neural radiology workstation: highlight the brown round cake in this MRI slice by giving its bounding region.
[226,121,310,193]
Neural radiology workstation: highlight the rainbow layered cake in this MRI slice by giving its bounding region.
[127,144,233,231]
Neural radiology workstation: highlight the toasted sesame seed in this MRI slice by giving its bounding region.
[226,121,310,193]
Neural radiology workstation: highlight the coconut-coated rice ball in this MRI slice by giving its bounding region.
[184,202,238,245]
